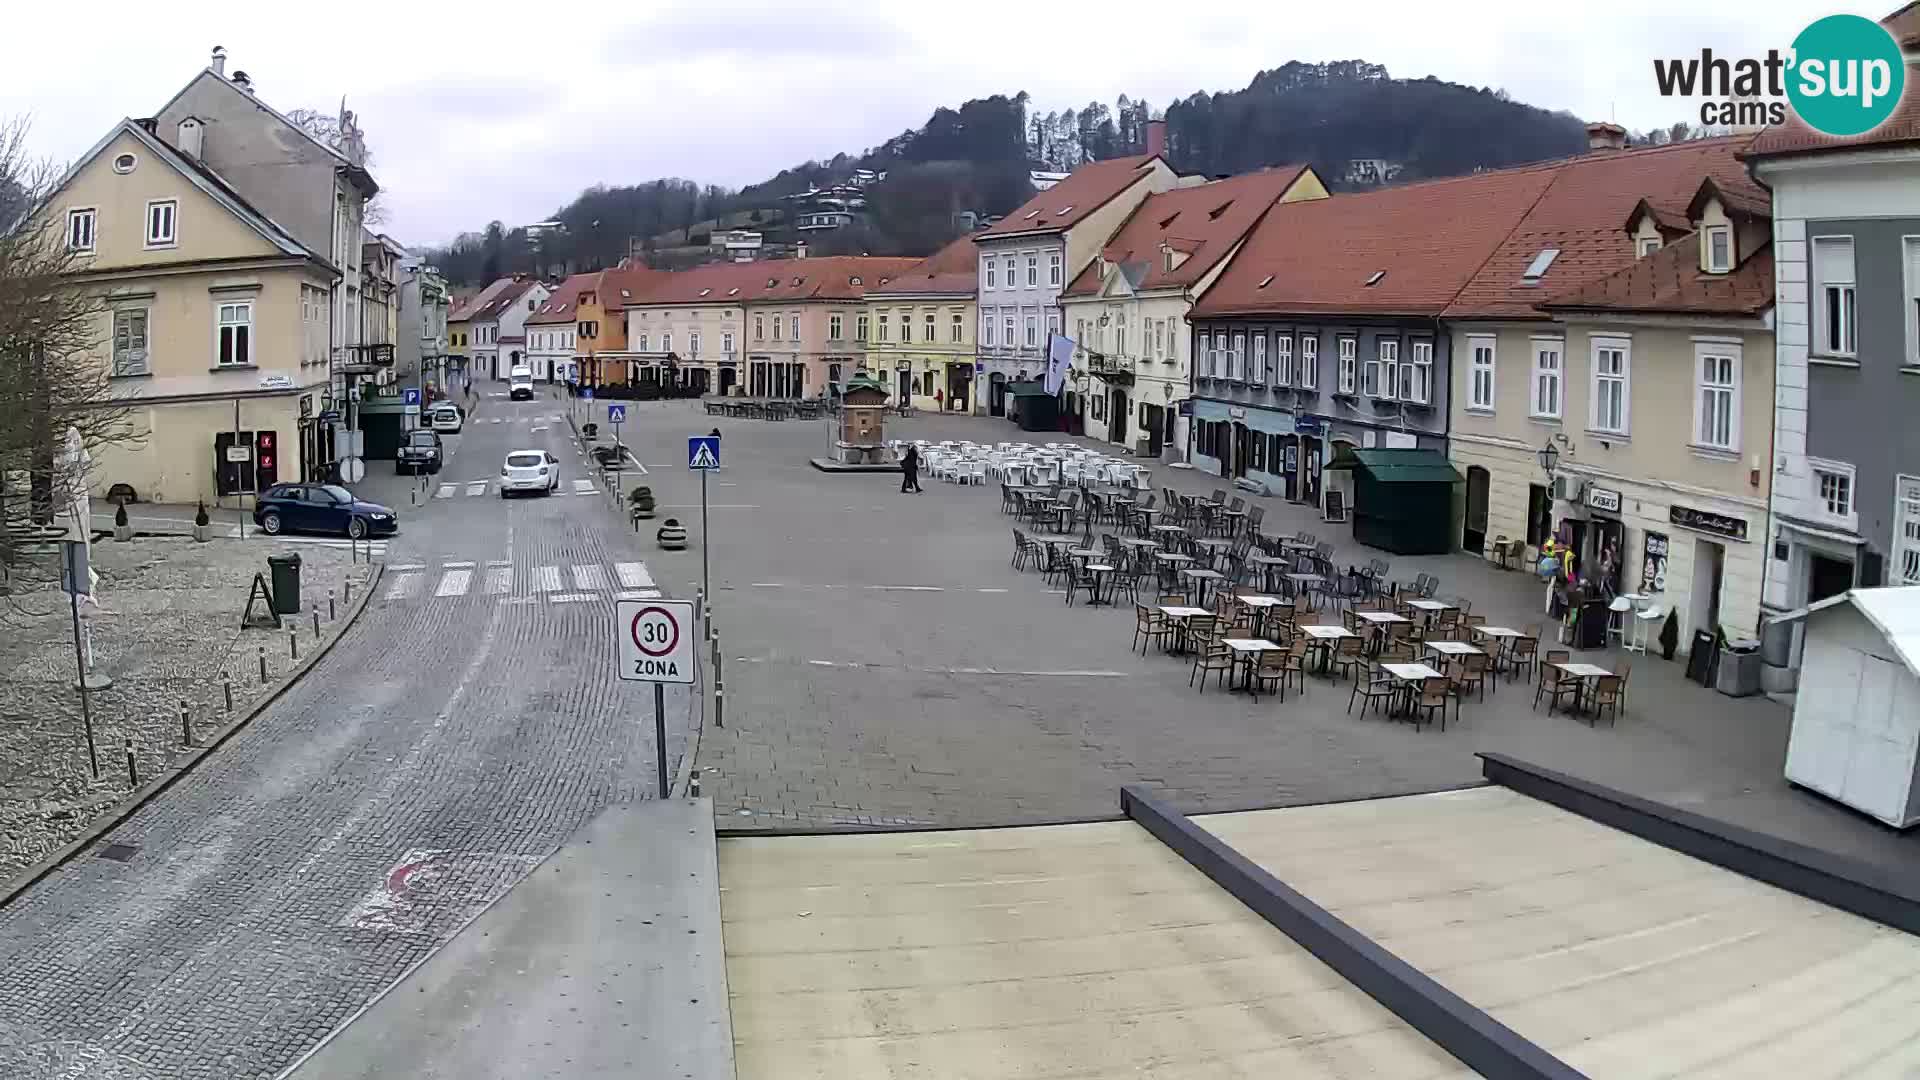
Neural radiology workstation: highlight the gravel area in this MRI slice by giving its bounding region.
[0,536,372,884]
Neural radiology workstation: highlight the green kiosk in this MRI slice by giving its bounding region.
[1324,448,1461,555]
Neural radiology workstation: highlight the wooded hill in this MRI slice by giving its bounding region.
[424,61,1589,287]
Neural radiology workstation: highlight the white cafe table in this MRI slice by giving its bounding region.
[1425,640,1483,657]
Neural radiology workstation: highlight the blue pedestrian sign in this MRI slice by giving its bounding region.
[581,387,594,401]
[688,435,721,471]
[402,387,421,406]
[607,404,627,424]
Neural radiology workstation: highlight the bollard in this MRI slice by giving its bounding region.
[289,630,299,662]
[258,646,268,683]
[329,589,336,621]
[222,672,233,713]
[345,579,353,605]
[690,773,702,798]
[411,487,418,507]
[180,701,193,747]
[312,606,320,638]
[715,681,724,729]
[125,739,138,787]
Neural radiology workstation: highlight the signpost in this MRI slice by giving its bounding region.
[688,435,720,600]
[616,598,695,798]
[402,386,422,418]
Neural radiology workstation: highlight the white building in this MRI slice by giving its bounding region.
[469,277,550,380]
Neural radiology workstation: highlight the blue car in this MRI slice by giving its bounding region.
[254,483,399,539]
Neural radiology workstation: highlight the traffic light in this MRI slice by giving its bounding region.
[255,430,278,487]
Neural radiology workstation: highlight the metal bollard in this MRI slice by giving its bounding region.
[689,773,702,798]
[714,682,724,729]
[312,607,320,638]
[125,739,138,787]
[258,646,268,683]
[223,672,233,713]
[345,579,353,605]
[289,630,299,662]
[329,589,336,621]
[180,701,193,747]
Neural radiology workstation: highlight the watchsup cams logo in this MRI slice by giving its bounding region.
[1653,14,1906,136]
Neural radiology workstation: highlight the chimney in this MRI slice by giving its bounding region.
[178,117,204,161]
[1586,121,1628,152]
[795,240,808,260]
[232,70,253,94]
[1146,118,1167,159]
[210,46,227,77]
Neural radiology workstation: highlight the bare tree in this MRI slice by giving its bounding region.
[286,107,386,226]
[0,116,134,595]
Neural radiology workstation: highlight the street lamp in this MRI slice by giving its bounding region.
[1537,437,1559,477]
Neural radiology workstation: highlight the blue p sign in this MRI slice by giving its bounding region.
[402,387,421,406]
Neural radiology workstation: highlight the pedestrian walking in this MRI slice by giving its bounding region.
[900,444,923,493]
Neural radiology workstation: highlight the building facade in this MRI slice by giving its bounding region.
[1750,64,1920,617]
[397,256,450,392]
[742,256,918,399]
[48,119,338,505]
[526,273,594,383]
[468,277,547,380]
[864,235,979,412]
[1060,165,1326,459]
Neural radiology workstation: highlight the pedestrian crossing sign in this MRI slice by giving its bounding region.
[687,435,721,471]
[607,404,626,424]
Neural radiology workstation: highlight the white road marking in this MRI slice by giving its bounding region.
[532,425,549,433]
[866,585,943,592]
[485,566,512,594]
[616,589,661,600]
[465,481,487,497]
[434,569,472,597]
[548,592,595,603]
[614,563,655,589]
[977,588,1010,593]
[660,504,757,509]
[387,563,426,572]
[442,560,476,569]
[487,417,504,424]
[384,573,419,600]
[434,485,455,499]
[571,478,597,495]
[486,559,512,567]
[750,582,785,588]
[532,565,562,592]
[571,564,607,590]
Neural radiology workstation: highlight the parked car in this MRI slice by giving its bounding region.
[428,404,463,434]
[396,429,443,474]
[509,366,535,401]
[254,483,399,539]
[499,449,560,497]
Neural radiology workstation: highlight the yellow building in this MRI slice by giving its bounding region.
[40,118,338,505]
[864,235,979,412]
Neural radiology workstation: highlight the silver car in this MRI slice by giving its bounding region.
[500,450,560,497]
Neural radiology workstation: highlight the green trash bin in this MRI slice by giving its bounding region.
[268,553,302,615]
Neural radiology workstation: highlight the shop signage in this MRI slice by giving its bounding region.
[1586,485,1622,513]
[1670,504,1748,542]
[1293,416,1326,436]
[896,360,911,370]
[299,394,313,419]
[257,373,295,391]
[1177,400,1194,417]
[1227,406,1246,420]
[1641,531,1669,593]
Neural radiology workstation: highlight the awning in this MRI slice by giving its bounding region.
[1326,448,1461,483]
[1009,381,1054,398]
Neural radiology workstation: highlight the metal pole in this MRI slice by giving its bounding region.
[67,585,99,779]
[180,701,193,747]
[700,468,711,601]
[125,739,138,787]
[653,682,668,799]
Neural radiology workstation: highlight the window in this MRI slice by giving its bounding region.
[829,313,843,340]
[1046,311,1059,344]
[1204,334,1218,379]
[145,199,177,247]
[857,314,869,341]
[66,208,95,252]
[1248,332,1266,383]
[721,331,734,354]
[925,311,936,342]
[1521,248,1560,281]
[899,310,912,343]
[1004,316,1015,347]
[1908,237,1920,365]
[111,308,149,376]
[985,260,996,289]
[790,315,800,340]
[1590,338,1630,434]
[1117,322,1127,358]
[754,314,765,340]
[1365,339,1399,398]
[1026,254,1038,286]
[1706,226,1733,273]
[1467,335,1496,410]
[1896,477,1920,586]
[1694,344,1740,451]
[662,331,672,354]
[636,333,648,351]
[1813,462,1854,524]
[689,331,701,355]
[1048,252,1061,285]
[1215,332,1230,378]
[1406,340,1433,404]
[1152,320,1165,360]
[1231,332,1246,381]
[112,153,137,174]
[950,312,963,343]
[1638,236,1662,257]
[1530,339,1562,419]
[1336,336,1357,393]
[774,314,784,341]
[1025,316,1037,347]
[1274,334,1293,384]
[216,301,252,367]
[982,315,994,347]
[1300,336,1318,389]
[1813,236,1856,356]
[877,313,889,342]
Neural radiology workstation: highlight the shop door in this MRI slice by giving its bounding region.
[1591,518,1624,596]
[1281,438,1299,501]
[948,368,970,411]
[1809,553,1853,604]
[1110,389,1129,445]
[1300,436,1320,505]
[1527,484,1552,547]
[1691,538,1726,636]
[896,369,910,403]
[1143,404,1163,457]
[718,367,737,396]
[989,376,1007,417]
[1463,466,1490,554]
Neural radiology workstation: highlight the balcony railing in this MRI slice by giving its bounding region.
[1086,351,1132,377]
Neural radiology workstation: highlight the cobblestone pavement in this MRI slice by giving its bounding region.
[0,387,696,1080]
[602,403,1916,875]
[0,538,371,881]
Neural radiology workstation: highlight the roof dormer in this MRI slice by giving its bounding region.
[1685,177,1770,276]
[1623,197,1691,260]
[1160,241,1191,274]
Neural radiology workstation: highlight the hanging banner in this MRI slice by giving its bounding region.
[1043,333,1074,396]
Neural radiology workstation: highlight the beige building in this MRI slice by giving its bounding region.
[863,236,978,412]
[44,118,338,505]
[1450,171,1775,643]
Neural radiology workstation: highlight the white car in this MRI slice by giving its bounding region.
[428,404,463,434]
[500,449,560,496]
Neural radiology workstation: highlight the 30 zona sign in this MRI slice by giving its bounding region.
[616,599,695,683]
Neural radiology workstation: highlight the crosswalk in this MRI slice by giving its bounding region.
[259,535,390,556]
[479,414,567,424]
[382,559,663,605]
[433,477,599,498]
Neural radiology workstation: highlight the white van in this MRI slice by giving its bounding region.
[509,365,534,401]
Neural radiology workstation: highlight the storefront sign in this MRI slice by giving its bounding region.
[1670,504,1748,542]
[299,394,313,419]
[1586,485,1622,513]
[1177,400,1194,417]
[1227,407,1246,420]
[1293,416,1325,435]
[1641,531,1669,593]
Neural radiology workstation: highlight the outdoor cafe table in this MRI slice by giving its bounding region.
[1235,594,1284,637]
[1081,563,1118,606]
[1287,572,1324,608]
[1119,537,1159,550]
[1158,606,1212,654]
[1425,640,1483,658]
[1406,598,1455,627]
[1382,662,1447,716]
[1298,624,1356,674]
[1180,567,1227,607]
[1354,608,1410,650]
[1477,626,1525,673]
[1246,552,1291,591]
[1552,662,1614,713]
[1220,638,1282,694]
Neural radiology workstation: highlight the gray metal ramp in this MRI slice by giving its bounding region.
[286,797,735,1080]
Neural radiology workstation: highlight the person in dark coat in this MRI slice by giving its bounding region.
[900,444,922,493]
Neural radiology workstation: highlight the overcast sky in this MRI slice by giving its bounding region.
[7,0,1820,249]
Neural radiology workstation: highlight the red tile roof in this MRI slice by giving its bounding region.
[978,155,1166,239]
[870,234,978,296]
[1441,135,1762,319]
[448,277,518,322]
[467,278,540,323]
[1884,1,1920,47]
[1539,232,1774,317]
[628,256,922,307]
[1061,166,1311,299]
[601,264,667,310]
[1745,61,1920,159]
[526,272,599,325]
[1191,165,1561,318]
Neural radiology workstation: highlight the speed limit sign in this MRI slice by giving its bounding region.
[616,599,694,683]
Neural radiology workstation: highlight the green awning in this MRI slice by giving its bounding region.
[1009,382,1054,398]
[1335,448,1461,484]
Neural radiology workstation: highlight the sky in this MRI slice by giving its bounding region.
[4,0,1825,250]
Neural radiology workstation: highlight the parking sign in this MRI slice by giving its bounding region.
[607,404,627,424]
[402,387,421,406]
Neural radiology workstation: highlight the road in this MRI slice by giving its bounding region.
[0,386,697,1080]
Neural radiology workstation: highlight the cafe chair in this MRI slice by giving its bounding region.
[1133,603,1169,655]
[1589,674,1625,727]
[1410,676,1454,731]
[1535,649,1577,714]
[1510,626,1542,681]
[1452,652,1491,703]
[1347,662,1399,719]
[1333,636,1368,683]
[1190,640,1233,693]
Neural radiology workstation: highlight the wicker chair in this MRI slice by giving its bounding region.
[1348,662,1399,718]
[1535,649,1577,713]
[1588,675,1625,726]
[1452,652,1491,703]
[1132,603,1168,655]
[1409,676,1453,730]
[1190,640,1233,693]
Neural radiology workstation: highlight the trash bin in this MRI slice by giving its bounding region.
[1717,637,1762,697]
[267,553,301,615]
[1576,597,1611,649]
[1760,617,1794,667]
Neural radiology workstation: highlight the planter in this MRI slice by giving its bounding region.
[192,523,212,543]
[113,525,133,543]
